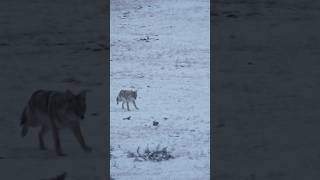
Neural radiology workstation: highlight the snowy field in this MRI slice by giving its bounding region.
[110,0,210,179]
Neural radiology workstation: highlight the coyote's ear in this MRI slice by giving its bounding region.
[66,89,73,95]
[79,90,87,98]
[66,89,74,99]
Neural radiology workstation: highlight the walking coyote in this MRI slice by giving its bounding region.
[20,89,92,156]
[116,89,139,111]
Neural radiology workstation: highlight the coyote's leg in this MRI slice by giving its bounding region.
[71,123,92,153]
[50,118,65,156]
[122,102,125,109]
[38,126,49,150]
[48,96,65,156]
[133,101,139,110]
[126,102,130,111]
[52,127,65,156]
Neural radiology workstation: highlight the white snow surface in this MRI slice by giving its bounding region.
[110,0,210,179]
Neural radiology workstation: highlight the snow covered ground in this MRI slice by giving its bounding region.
[110,0,210,179]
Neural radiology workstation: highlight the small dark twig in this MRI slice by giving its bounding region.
[123,116,131,120]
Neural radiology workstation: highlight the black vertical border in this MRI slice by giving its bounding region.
[106,0,110,179]
[212,0,320,179]
[0,0,109,179]
[210,0,219,179]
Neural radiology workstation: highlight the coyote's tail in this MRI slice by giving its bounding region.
[20,108,28,137]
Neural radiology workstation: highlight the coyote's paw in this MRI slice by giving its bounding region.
[83,146,92,153]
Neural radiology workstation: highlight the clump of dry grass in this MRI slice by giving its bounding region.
[127,145,174,162]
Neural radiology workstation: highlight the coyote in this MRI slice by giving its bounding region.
[20,89,92,156]
[116,89,139,111]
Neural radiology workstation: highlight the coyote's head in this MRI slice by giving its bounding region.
[66,90,87,120]
[132,90,137,99]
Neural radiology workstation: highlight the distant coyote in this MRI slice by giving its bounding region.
[116,89,139,111]
[20,89,92,156]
